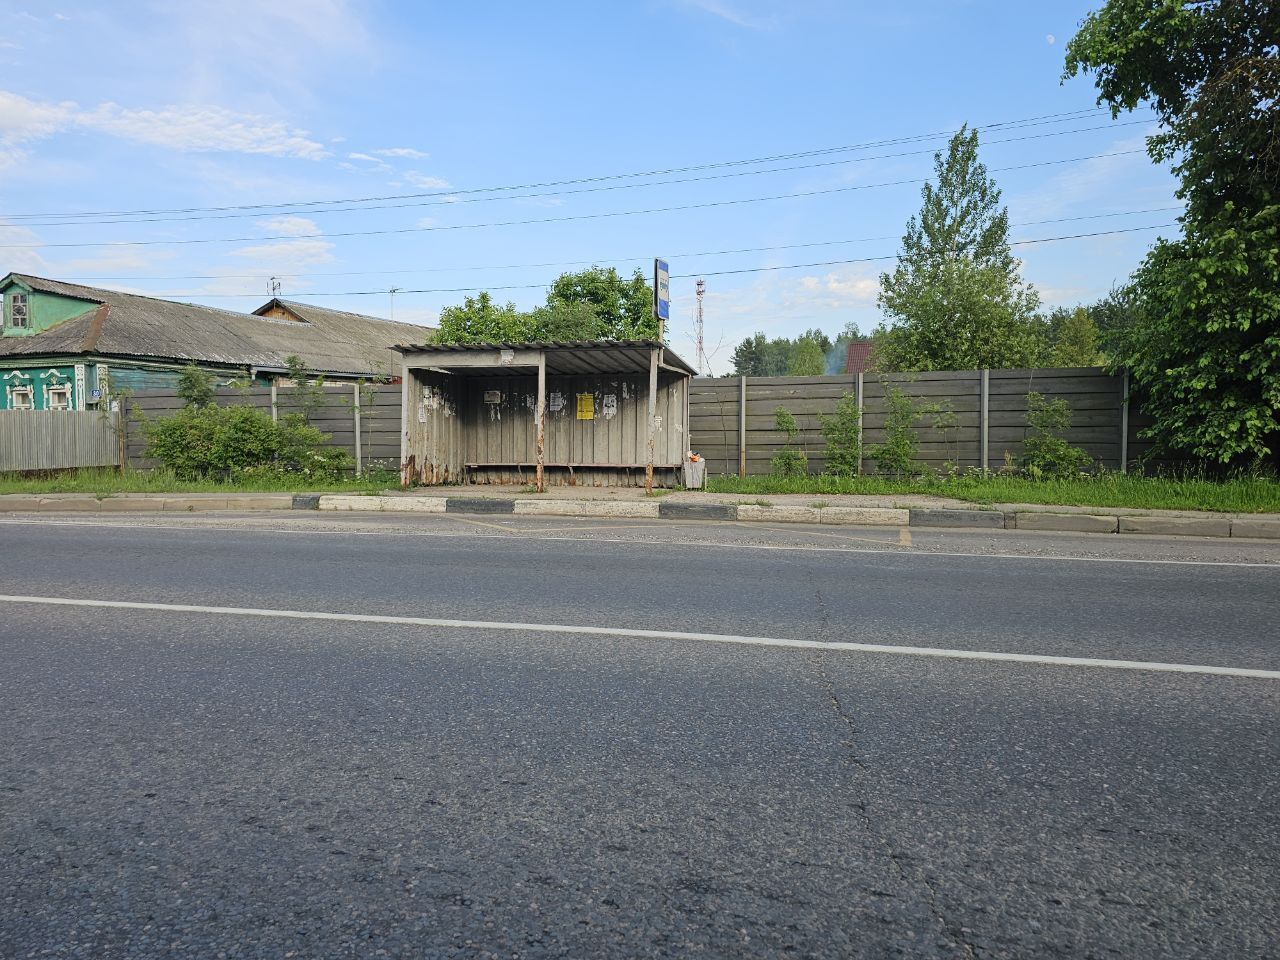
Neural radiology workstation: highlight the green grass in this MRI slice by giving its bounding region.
[705,472,1280,514]
[0,468,399,496]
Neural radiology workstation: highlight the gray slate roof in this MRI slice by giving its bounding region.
[0,275,434,377]
[397,339,698,376]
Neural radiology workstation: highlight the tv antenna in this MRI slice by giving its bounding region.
[389,287,403,321]
[694,278,708,375]
[268,276,282,296]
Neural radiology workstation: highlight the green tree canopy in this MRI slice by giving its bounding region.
[787,338,827,376]
[1046,306,1105,367]
[433,267,658,344]
[1066,0,1280,465]
[873,127,1044,372]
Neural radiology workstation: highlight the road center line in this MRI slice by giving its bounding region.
[2,593,1276,681]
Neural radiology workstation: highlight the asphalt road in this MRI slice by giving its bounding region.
[2,513,1277,958]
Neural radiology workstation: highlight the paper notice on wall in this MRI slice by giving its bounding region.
[576,393,594,420]
[549,392,565,413]
[601,394,618,419]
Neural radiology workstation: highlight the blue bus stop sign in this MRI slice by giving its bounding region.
[654,258,670,323]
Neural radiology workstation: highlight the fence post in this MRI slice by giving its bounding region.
[353,381,363,477]
[270,379,278,423]
[855,371,864,476]
[1120,369,1130,474]
[738,374,747,477]
[980,368,990,475]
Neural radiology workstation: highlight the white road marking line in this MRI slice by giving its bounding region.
[0,516,1277,569]
[2,593,1277,681]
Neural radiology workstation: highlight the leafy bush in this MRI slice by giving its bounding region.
[869,385,920,477]
[771,405,808,477]
[177,364,216,408]
[1021,392,1093,479]
[819,391,862,478]
[145,406,350,480]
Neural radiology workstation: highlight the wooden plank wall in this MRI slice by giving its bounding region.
[690,367,1147,475]
[0,410,120,471]
[123,383,402,471]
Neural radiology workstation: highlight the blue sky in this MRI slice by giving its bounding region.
[0,1,1178,372]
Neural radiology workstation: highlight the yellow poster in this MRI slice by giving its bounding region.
[576,393,594,420]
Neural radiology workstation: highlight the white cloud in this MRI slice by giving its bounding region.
[404,171,451,189]
[373,147,429,159]
[257,215,322,237]
[228,237,335,267]
[680,0,777,30]
[0,90,328,160]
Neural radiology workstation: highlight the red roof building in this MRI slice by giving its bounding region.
[845,340,873,374]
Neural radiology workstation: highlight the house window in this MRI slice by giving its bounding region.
[7,293,29,330]
[46,384,72,410]
[9,386,33,409]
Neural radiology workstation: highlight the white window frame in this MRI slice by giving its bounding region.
[9,385,34,409]
[45,383,72,411]
[7,293,29,330]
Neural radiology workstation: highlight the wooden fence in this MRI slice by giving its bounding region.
[124,383,402,473]
[0,410,121,472]
[689,367,1156,475]
[112,367,1157,478]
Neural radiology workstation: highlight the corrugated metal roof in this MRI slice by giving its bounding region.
[396,339,698,377]
[0,274,435,376]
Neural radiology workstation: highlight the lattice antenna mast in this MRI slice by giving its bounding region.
[694,278,708,375]
[268,276,282,296]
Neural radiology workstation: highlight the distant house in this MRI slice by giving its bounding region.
[0,274,434,411]
[844,340,873,375]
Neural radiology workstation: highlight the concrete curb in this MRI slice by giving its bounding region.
[1,492,1277,540]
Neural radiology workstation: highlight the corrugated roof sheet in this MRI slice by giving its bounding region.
[397,339,698,377]
[0,274,435,376]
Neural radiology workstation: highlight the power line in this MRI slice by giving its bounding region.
[0,108,1107,222]
[57,206,1183,283]
[12,119,1146,229]
[0,149,1148,251]
[141,222,1176,299]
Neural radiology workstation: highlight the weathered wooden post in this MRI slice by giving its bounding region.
[1120,369,1130,474]
[646,346,659,494]
[855,371,864,476]
[270,379,278,423]
[980,368,990,475]
[352,381,363,477]
[536,350,547,493]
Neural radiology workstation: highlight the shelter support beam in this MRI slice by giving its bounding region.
[536,351,547,493]
[646,347,658,494]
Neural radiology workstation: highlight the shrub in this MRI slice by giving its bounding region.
[771,405,808,477]
[177,364,216,408]
[870,385,920,477]
[819,392,862,477]
[1021,392,1092,479]
[145,406,350,480]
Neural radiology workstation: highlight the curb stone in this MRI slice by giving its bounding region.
[658,502,737,522]
[445,498,515,515]
[512,500,660,519]
[1119,515,1233,538]
[1231,518,1280,540]
[1014,512,1119,534]
[909,508,1006,529]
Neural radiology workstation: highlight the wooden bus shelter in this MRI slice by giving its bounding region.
[396,340,695,491]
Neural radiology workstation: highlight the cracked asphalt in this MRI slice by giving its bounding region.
[1,512,1277,958]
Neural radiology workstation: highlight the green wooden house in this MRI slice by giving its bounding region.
[0,273,433,411]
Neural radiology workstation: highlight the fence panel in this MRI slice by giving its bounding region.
[688,367,1136,476]
[0,410,120,472]
[124,382,405,472]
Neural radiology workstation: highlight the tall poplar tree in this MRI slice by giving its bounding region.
[873,127,1044,371]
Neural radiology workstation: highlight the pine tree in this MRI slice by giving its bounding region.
[874,127,1045,371]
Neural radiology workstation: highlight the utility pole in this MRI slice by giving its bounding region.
[694,278,708,375]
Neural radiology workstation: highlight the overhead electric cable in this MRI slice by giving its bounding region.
[13,119,1146,228]
[57,206,1184,283]
[0,149,1148,251]
[0,108,1108,221]
[135,222,1177,299]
